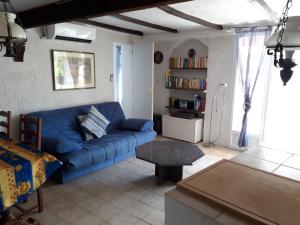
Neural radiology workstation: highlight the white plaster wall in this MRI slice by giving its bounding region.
[203,35,236,147]
[0,28,135,138]
[154,35,236,147]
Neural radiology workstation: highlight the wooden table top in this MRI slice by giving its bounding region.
[177,160,300,225]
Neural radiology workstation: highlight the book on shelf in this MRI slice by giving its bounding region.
[165,73,207,91]
[169,57,208,69]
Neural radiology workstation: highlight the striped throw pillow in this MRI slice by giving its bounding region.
[81,106,110,138]
[77,115,95,141]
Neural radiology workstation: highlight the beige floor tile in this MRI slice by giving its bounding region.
[72,213,108,225]
[93,174,125,187]
[94,187,122,201]
[135,220,151,225]
[110,194,137,208]
[80,180,108,194]
[77,196,106,212]
[143,209,165,225]
[110,193,153,218]
[244,147,292,164]
[70,174,97,187]
[107,211,139,225]
[91,203,121,222]
[157,201,165,212]
[112,181,134,193]
[51,182,79,195]
[45,196,74,214]
[273,166,300,181]
[40,215,68,225]
[231,154,279,172]
[151,183,175,196]
[64,188,90,203]
[140,191,164,208]
[57,205,88,224]
[30,210,56,223]
[283,155,300,170]
[259,142,300,154]
[125,186,153,200]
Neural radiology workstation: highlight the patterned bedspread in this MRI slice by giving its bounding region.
[0,138,62,212]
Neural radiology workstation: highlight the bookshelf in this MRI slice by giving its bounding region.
[165,56,207,118]
[169,68,207,70]
[169,57,208,69]
[166,106,205,114]
[166,87,207,92]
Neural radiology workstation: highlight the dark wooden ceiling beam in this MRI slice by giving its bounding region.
[18,0,191,29]
[158,5,223,30]
[112,14,178,33]
[76,19,143,36]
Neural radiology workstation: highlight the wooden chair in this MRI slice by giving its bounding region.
[0,111,12,138]
[19,114,42,152]
[18,114,43,214]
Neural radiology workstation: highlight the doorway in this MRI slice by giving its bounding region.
[113,42,154,120]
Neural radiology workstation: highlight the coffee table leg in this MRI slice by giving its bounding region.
[155,165,183,185]
[169,166,183,182]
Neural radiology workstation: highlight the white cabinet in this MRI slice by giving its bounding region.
[162,115,203,143]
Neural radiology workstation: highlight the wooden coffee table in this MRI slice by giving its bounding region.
[136,140,204,185]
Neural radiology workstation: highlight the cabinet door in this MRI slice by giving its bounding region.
[163,116,203,143]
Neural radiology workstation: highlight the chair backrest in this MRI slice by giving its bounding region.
[19,114,42,151]
[0,111,12,138]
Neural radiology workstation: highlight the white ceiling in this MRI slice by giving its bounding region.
[92,0,300,35]
[1,0,300,35]
[169,0,270,25]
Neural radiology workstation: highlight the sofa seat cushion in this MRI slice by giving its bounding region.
[43,138,82,154]
[86,132,137,160]
[59,150,93,171]
[113,129,157,146]
[52,129,156,172]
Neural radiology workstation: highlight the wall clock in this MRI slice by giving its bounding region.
[188,48,196,58]
[154,51,164,64]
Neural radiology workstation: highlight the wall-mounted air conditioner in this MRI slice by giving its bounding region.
[44,22,96,43]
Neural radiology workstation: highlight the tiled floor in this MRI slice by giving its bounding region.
[232,144,300,181]
[21,141,240,225]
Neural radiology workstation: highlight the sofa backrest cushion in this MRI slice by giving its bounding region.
[27,102,125,143]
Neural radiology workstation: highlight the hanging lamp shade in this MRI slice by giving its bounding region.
[265,16,300,49]
[0,12,26,43]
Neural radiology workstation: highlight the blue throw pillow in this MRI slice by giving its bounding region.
[121,119,154,132]
[43,138,82,154]
[81,106,110,138]
[77,115,95,141]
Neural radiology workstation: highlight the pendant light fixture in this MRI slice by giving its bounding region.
[265,0,299,86]
[0,0,27,62]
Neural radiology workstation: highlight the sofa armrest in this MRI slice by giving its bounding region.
[120,118,154,132]
[42,137,82,154]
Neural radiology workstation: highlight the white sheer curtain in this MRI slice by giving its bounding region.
[231,27,272,148]
[262,50,300,150]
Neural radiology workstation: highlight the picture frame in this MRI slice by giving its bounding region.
[51,50,95,90]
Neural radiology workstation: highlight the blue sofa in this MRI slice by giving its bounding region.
[27,102,156,183]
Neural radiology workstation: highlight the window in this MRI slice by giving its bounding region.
[231,31,272,148]
[262,51,300,149]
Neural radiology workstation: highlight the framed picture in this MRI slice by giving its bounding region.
[51,50,95,90]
